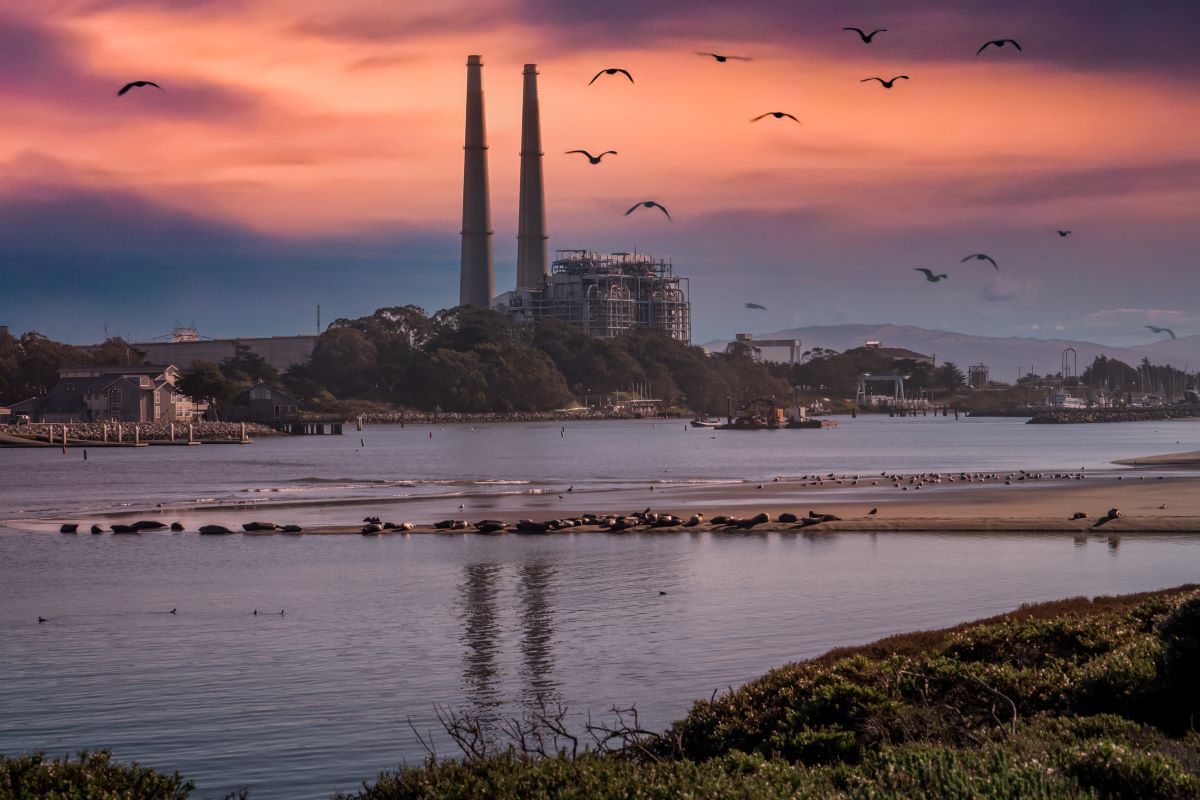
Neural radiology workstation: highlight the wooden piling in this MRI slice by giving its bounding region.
[170,422,175,442]
[102,424,109,444]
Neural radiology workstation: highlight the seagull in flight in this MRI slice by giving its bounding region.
[625,201,671,221]
[118,80,161,96]
[751,111,800,123]
[961,252,998,270]
[1057,230,1072,237]
[697,52,751,62]
[589,68,633,85]
[914,268,948,283]
[977,39,1022,55]
[565,149,617,164]
[861,76,908,89]
[843,27,887,43]
[745,302,766,310]
[1146,325,1177,340]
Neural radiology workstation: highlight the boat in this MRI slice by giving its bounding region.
[689,417,722,428]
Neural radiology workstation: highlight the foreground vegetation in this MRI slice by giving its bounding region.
[10,586,1196,798]
[338,585,1200,799]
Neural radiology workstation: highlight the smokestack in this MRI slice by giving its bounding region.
[460,55,494,307]
[516,63,548,289]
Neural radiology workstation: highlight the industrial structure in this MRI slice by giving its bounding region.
[494,250,691,341]
[459,56,692,342]
[459,55,494,308]
[516,64,548,290]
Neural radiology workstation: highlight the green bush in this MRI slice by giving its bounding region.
[0,751,193,799]
[1064,740,1200,800]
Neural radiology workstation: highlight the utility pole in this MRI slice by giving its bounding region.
[317,304,321,335]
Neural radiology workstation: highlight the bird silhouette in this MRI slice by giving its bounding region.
[696,52,751,62]
[566,149,617,164]
[961,252,998,270]
[1092,508,1120,528]
[914,268,948,282]
[118,80,161,96]
[38,616,47,623]
[1146,325,1177,340]
[625,201,671,220]
[745,302,766,310]
[589,68,633,85]
[843,27,887,43]
[750,111,800,123]
[1057,230,1072,237]
[861,76,908,88]
[867,507,878,516]
[1069,512,1088,520]
[170,608,176,614]
[977,39,1022,55]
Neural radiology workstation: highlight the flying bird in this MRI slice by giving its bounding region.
[861,76,908,89]
[751,111,800,123]
[589,68,633,85]
[745,302,766,310]
[697,52,751,62]
[1146,325,1177,340]
[1057,230,1072,237]
[914,268,948,283]
[977,39,1022,55]
[625,201,671,220]
[961,252,998,270]
[566,149,616,164]
[843,27,887,43]
[117,80,161,96]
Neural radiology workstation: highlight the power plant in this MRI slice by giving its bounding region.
[460,56,692,343]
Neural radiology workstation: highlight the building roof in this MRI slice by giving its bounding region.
[870,347,932,361]
[58,364,176,379]
[234,382,300,406]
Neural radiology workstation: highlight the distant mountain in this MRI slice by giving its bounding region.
[701,324,1200,375]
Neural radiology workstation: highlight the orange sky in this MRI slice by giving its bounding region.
[2,0,1199,343]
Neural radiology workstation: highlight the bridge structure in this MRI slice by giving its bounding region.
[855,373,910,408]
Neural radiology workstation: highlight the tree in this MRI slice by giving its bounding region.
[91,337,145,366]
[15,332,85,398]
[935,362,966,393]
[176,361,240,419]
[306,327,378,397]
[220,343,280,385]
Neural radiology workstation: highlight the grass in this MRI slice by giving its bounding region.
[5,585,1199,798]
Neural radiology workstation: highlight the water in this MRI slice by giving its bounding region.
[2,530,1198,798]
[2,416,1198,526]
[2,416,1200,797]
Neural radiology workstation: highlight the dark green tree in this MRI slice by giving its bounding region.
[176,361,240,419]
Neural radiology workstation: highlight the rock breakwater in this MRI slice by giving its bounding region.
[1027,407,1200,424]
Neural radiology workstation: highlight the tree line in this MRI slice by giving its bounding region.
[217,305,792,415]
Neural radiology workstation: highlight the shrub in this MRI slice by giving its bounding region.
[0,750,193,799]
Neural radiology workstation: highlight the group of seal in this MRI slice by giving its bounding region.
[60,520,302,535]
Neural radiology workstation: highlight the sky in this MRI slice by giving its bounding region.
[1,0,1198,346]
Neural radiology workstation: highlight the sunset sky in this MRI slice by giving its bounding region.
[1,0,1198,345]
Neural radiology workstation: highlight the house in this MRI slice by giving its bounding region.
[228,381,300,423]
[24,365,185,423]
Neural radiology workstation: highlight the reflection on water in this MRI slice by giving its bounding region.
[3,530,1200,800]
[518,560,556,707]
[459,562,503,715]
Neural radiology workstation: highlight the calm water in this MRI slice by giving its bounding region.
[2,416,1199,527]
[2,417,1200,798]
[2,530,1199,798]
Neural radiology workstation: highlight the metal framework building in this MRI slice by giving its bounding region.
[493,250,691,342]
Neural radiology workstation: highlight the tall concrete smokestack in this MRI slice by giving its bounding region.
[460,55,494,307]
[516,63,548,289]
